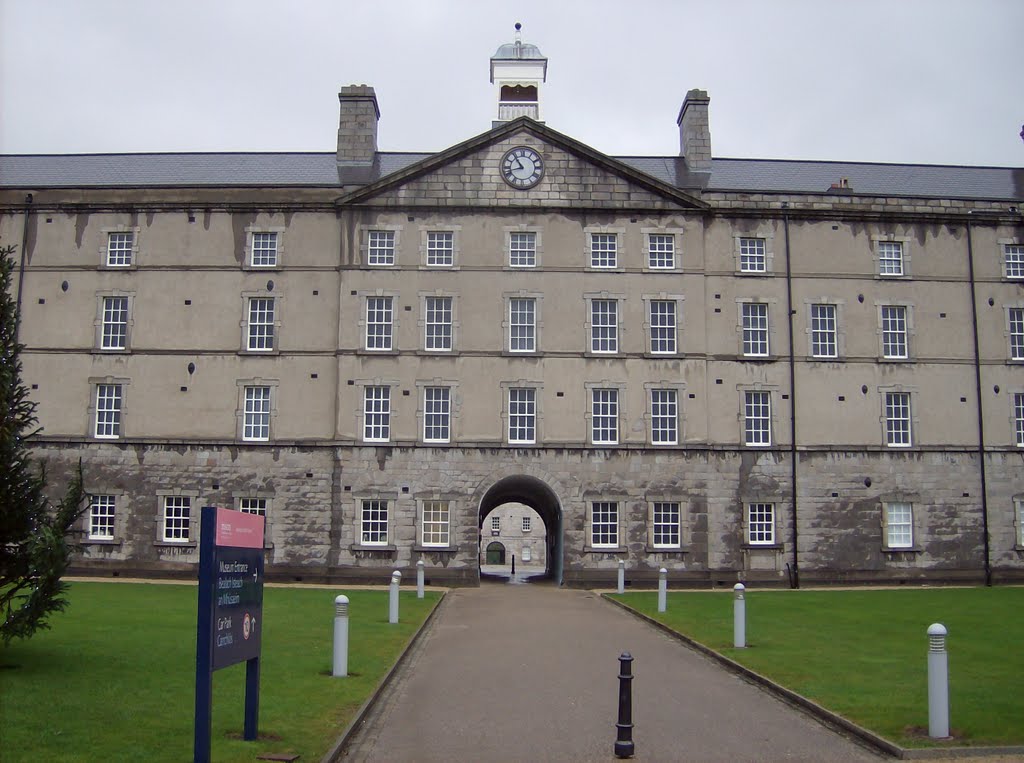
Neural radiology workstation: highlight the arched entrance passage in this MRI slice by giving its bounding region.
[478,475,563,584]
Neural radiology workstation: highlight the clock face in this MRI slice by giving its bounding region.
[501,146,544,189]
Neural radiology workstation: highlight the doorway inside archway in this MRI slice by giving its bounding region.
[478,475,563,584]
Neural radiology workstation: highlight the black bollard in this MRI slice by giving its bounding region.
[614,652,635,758]
[511,554,516,575]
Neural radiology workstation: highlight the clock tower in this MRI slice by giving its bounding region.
[490,23,548,128]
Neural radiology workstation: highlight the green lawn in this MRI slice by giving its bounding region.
[0,581,441,762]
[608,587,1023,748]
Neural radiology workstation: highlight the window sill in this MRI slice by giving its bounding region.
[239,349,280,357]
[83,538,123,547]
[355,349,399,357]
[413,545,457,553]
[736,270,771,277]
[351,544,397,553]
[242,264,281,272]
[882,546,923,554]
[645,545,688,554]
[153,541,197,549]
[742,543,783,551]
[92,349,129,355]
[99,264,138,272]
[584,546,627,554]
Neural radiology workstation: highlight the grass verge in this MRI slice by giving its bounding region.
[0,581,441,762]
[609,587,1023,749]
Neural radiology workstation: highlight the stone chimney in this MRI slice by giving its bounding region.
[337,85,379,165]
[677,89,712,172]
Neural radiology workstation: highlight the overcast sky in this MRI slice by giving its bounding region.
[1,0,1021,167]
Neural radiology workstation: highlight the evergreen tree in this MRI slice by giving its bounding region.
[0,242,86,645]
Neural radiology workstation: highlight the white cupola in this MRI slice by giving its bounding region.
[490,23,548,127]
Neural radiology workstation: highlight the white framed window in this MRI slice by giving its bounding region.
[650,388,678,445]
[360,499,389,545]
[1016,497,1024,546]
[509,297,536,353]
[1005,244,1024,280]
[810,303,838,358]
[509,231,537,268]
[1009,307,1024,361]
[243,385,271,442]
[163,496,191,543]
[746,503,775,545]
[421,500,450,547]
[251,232,279,268]
[522,515,531,533]
[426,231,454,267]
[590,299,619,353]
[652,502,680,548]
[365,296,394,351]
[1015,393,1024,448]
[423,386,451,443]
[739,237,767,273]
[491,515,501,532]
[591,388,619,445]
[363,386,391,442]
[508,387,537,445]
[239,497,268,516]
[106,232,134,267]
[424,296,453,352]
[884,502,913,549]
[94,383,123,439]
[647,233,675,269]
[88,495,116,540]
[649,300,677,354]
[247,297,275,352]
[741,302,769,357]
[368,230,396,266]
[744,390,771,447]
[591,502,619,548]
[885,391,912,447]
[877,241,904,276]
[590,233,618,269]
[101,295,129,350]
[881,305,908,359]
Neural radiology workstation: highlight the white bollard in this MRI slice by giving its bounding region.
[388,570,401,624]
[333,595,349,677]
[657,567,667,612]
[733,583,746,648]
[617,559,625,595]
[416,560,425,599]
[927,623,950,739]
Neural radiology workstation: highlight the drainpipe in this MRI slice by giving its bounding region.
[14,193,33,344]
[782,211,799,588]
[965,216,992,586]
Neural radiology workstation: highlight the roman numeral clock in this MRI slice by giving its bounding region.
[501,146,544,189]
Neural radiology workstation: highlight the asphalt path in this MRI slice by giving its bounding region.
[340,581,884,762]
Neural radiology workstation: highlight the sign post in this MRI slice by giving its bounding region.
[194,506,265,763]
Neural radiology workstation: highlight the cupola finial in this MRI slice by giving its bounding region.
[514,22,522,46]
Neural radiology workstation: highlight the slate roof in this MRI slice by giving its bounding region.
[2,151,1022,201]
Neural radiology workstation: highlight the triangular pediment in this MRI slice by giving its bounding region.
[336,118,707,211]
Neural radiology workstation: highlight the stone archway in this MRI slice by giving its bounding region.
[477,474,563,583]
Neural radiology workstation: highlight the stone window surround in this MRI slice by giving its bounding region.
[503,225,543,269]
[642,227,684,271]
[871,234,912,278]
[875,301,915,361]
[236,378,279,443]
[736,297,777,359]
[880,494,923,553]
[243,225,286,270]
[642,293,684,357]
[357,289,399,354]
[584,292,626,356]
[879,384,918,449]
[355,377,399,444]
[643,381,686,446]
[415,378,460,444]
[737,383,779,448]
[998,238,1023,280]
[1004,301,1024,362]
[88,375,130,440]
[1014,495,1024,550]
[418,225,462,269]
[99,225,141,270]
[502,290,543,354]
[733,228,776,275]
[1012,389,1024,449]
[153,488,200,547]
[584,226,625,271]
[500,380,543,446]
[646,497,688,553]
[94,290,135,353]
[81,489,127,546]
[361,224,402,267]
[240,291,283,355]
[803,298,846,360]
[741,499,782,549]
[416,496,457,551]
[233,492,275,549]
[585,381,625,446]
[350,494,400,552]
[417,290,459,353]
[583,495,627,553]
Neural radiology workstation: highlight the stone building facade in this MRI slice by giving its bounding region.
[1,33,1022,587]
[482,503,547,568]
